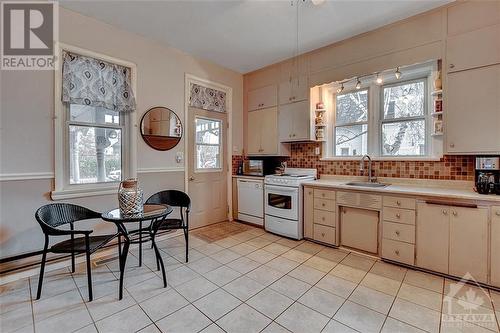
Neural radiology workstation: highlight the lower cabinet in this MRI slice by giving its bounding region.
[303,187,314,239]
[491,206,500,287]
[416,202,450,274]
[303,186,337,246]
[416,202,489,283]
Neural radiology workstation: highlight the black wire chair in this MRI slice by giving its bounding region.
[35,203,118,301]
[145,190,191,264]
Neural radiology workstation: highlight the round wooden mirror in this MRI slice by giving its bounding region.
[140,107,182,151]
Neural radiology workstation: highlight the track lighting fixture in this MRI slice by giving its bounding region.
[337,83,344,94]
[395,67,402,79]
[355,78,361,90]
[376,73,383,85]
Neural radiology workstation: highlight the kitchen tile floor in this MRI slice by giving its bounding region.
[1,221,499,333]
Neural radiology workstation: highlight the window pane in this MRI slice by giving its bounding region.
[69,105,120,125]
[382,120,425,156]
[196,118,220,144]
[335,124,368,156]
[336,90,368,125]
[195,117,222,170]
[383,81,425,119]
[197,145,221,169]
[69,125,122,184]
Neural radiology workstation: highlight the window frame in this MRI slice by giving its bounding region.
[378,77,429,157]
[52,43,137,200]
[322,61,441,161]
[333,88,369,157]
[194,116,224,173]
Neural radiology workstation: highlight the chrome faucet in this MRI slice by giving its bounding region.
[360,155,375,183]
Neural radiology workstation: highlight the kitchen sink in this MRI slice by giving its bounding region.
[344,181,389,188]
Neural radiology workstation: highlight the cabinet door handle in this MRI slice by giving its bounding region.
[452,210,457,216]
[322,203,326,207]
[396,213,401,218]
[308,191,312,195]
[396,200,401,206]
[449,143,455,148]
[449,63,455,69]
[443,210,448,215]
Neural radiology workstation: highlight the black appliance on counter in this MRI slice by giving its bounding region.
[239,157,286,176]
[475,157,500,195]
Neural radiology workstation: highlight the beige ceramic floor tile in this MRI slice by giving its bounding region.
[349,285,395,315]
[322,319,358,333]
[261,322,292,333]
[404,270,444,293]
[247,288,294,319]
[262,243,292,256]
[316,247,350,263]
[316,274,357,299]
[302,255,338,273]
[246,236,274,248]
[442,296,498,332]
[210,249,241,264]
[175,276,218,302]
[167,265,200,287]
[398,283,442,311]
[187,256,222,274]
[139,288,189,322]
[288,264,326,285]
[226,256,261,274]
[126,275,169,303]
[389,298,441,333]
[276,302,330,333]
[270,275,311,300]
[246,249,278,264]
[86,289,136,322]
[156,304,211,333]
[204,265,241,287]
[298,286,344,317]
[281,249,313,263]
[265,257,300,273]
[361,272,402,296]
[340,253,376,272]
[444,279,493,309]
[223,276,265,301]
[245,265,284,286]
[334,301,386,333]
[216,303,272,333]
[369,261,407,282]
[294,241,325,255]
[382,317,426,333]
[230,243,258,256]
[330,263,367,284]
[95,304,152,333]
[193,288,241,321]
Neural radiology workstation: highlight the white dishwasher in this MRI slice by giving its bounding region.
[237,178,264,226]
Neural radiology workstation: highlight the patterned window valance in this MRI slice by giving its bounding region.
[62,51,136,113]
[189,83,226,113]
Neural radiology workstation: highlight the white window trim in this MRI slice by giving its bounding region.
[193,116,224,173]
[52,43,137,200]
[322,61,442,161]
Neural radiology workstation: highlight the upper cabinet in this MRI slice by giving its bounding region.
[447,0,500,36]
[279,76,309,105]
[446,24,500,73]
[446,64,500,154]
[247,106,287,156]
[248,85,278,111]
[279,100,313,142]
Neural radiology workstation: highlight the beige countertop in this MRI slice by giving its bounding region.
[232,174,265,180]
[302,176,500,203]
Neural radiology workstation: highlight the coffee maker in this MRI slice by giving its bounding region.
[475,157,500,194]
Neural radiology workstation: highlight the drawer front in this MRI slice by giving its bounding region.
[314,189,335,200]
[383,207,416,225]
[313,224,335,244]
[314,209,335,227]
[314,198,335,212]
[383,196,416,210]
[382,238,415,265]
[382,221,415,244]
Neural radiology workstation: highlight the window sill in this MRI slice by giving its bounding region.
[51,185,119,200]
[320,156,443,162]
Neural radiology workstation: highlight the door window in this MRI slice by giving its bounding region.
[195,117,222,170]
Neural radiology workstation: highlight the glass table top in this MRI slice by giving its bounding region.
[101,204,172,222]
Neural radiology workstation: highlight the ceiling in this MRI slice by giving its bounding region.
[60,0,453,73]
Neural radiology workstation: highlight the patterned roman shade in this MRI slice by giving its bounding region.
[189,83,226,113]
[62,51,136,113]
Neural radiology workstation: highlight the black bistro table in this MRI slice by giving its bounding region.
[101,204,173,299]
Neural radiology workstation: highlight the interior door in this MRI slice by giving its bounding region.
[188,107,228,229]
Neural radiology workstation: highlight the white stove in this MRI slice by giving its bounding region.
[264,168,317,239]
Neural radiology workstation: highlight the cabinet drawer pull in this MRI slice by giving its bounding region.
[321,232,325,237]
[395,230,400,236]
[395,213,401,218]
[452,211,457,216]
[322,203,326,207]
[442,210,448,215]
[395,250,400,256]
[322,217,326,221]
[449,63,455,69]
[396,200,401,206]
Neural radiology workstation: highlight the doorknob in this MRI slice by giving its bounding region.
[189,176,195,181]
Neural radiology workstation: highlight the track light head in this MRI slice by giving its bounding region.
[395,67,402,79]
[355,78,361,90]
[376,73,383,85]
[337,83,344,94]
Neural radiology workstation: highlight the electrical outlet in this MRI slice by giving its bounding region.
[315,146,320,155]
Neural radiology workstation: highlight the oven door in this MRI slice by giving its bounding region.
[265,184,299,221]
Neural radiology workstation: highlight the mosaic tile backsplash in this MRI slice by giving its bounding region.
[233,142,475,181]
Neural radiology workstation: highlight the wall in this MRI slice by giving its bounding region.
[242,1,479,181]
[0,7,243,261]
